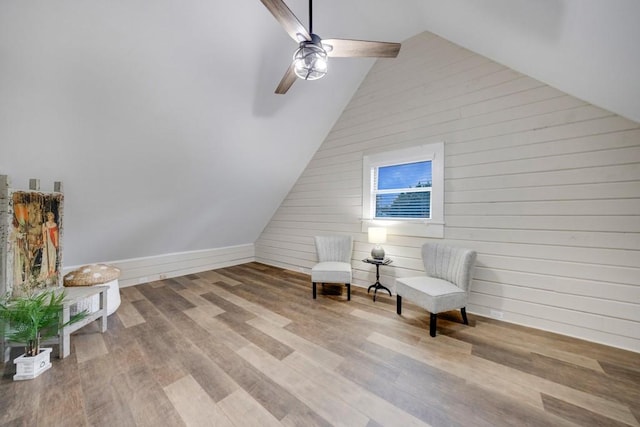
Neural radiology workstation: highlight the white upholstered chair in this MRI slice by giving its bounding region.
[311,235,353,301]
[395,243,477,337]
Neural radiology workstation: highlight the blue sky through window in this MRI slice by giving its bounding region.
[377,161,432,190]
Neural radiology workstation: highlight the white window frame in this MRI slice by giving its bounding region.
[362,142,444,238]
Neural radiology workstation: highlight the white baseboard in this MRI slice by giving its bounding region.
[63,244,255,288]
[468,304,640,354]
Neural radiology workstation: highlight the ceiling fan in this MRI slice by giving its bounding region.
[260,0,402,94]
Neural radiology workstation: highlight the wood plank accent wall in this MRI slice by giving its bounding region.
[255,32,640,352]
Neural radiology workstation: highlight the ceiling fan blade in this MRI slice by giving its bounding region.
[275,62,297,94]
[323,39,401,58]
[260,0,311,42]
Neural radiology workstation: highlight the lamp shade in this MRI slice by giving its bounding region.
[368,227,387,244]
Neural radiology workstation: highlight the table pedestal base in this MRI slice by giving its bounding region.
[367,282,392,302]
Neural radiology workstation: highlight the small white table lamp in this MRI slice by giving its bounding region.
[368,227,387,260]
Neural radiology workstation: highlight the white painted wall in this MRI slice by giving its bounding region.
[256,32,640,352]
[2,1,638,284]
[0,1,424,269]
[63,244,255,289]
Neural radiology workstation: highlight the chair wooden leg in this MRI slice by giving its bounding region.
[312,282,317,299]
[346,283,351,301]
[461,307,468,325]
[396,295,402,315]
[429,313,437,337]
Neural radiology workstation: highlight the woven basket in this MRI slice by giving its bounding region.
[64,264,121,287]
[64,264,121,315]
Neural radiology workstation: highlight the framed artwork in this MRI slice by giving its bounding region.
[5,189,64,296]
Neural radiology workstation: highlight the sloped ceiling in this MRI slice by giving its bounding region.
[420,0,640,125]
[0,1,638,266]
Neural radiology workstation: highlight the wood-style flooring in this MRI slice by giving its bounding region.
[1,262,639,426]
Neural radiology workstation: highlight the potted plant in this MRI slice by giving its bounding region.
[0,289,87,380]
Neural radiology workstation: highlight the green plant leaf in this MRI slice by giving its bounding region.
[0,290,89,355]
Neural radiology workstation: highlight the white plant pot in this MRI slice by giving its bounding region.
[13,347,52,381]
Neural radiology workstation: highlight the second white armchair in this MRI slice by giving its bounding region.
[395,243,476,337]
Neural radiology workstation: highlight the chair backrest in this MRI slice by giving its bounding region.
[314,235,353,263]
[421,243,476,292]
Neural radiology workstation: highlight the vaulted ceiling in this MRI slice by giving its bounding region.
[1,1,638,265]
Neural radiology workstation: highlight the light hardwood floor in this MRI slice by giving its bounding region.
[1,262,639,426]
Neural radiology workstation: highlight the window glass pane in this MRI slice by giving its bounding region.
[362,142,444,236]
[377,161,432,190]
[375,191,431,218]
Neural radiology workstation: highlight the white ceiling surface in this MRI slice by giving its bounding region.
[421,0,640,124]
[0,1,638,266]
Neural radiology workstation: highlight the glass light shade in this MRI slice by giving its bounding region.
[368,227,387,244]
[293,42,328,81]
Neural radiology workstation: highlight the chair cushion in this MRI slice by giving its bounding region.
[395,276,467,314]
[311,262,352,284]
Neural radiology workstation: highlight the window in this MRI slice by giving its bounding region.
[362,142,444,238]
[373,160,432,219]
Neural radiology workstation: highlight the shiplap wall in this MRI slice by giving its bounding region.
[255,32,640,352]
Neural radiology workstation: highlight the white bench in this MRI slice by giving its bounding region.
[2,285,108,362]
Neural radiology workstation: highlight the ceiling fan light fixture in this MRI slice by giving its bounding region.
[293,38,328,81]
[260,0,401,94]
